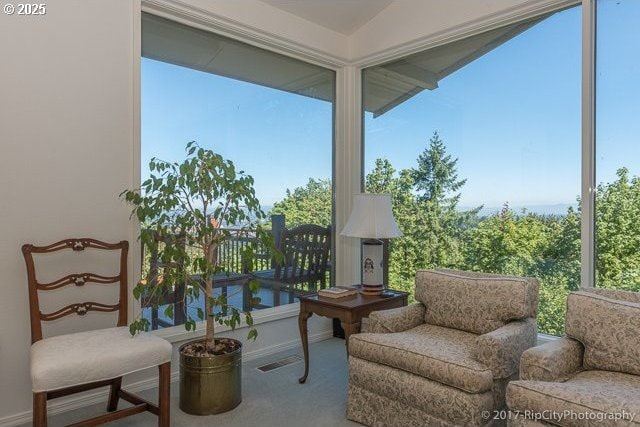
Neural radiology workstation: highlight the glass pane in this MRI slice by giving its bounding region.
[595,0,640,291]
[141,13,335,329]
[363,6,581,335]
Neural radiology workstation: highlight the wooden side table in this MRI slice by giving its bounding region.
[297,288,408,383]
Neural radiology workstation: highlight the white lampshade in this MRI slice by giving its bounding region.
[340,193,403,239]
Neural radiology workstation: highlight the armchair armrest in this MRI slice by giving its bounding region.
[473,318,537,379]
[367,302,426,333]
[519,337,584,381]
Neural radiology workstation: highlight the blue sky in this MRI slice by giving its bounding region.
[142,62,333,205]
[142,1,638,210]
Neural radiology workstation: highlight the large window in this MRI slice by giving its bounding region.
[363,6,581,335]
[595,0,640,291]
[141,14,335,329]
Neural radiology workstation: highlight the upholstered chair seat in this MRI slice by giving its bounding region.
[350,324,495,393]
[22,238,171,427]
[506,288,640,427]
[347,268,540,427]
[31,326,172,392]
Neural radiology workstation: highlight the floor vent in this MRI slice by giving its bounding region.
[256,355,302,372]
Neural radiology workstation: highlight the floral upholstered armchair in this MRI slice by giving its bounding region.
[506,288,640,427]
[347,268,540,427]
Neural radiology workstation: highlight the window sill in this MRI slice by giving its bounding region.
[537,332,560,345]
[150,303,301,344]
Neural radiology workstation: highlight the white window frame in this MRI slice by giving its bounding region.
[133,0,601,342]
[133,0,341,341]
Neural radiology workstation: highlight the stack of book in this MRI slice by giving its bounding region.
[317,287,357,299]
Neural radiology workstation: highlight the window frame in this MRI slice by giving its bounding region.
[133,3,339,340]
[132,0,611,342]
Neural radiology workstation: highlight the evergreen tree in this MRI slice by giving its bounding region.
[409,131,476,268]
[411,131,466,205]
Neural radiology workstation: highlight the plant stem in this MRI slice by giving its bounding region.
[205,240,217,352]
[205,276,214,351]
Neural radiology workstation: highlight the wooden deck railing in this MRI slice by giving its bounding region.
[139,215,287,329]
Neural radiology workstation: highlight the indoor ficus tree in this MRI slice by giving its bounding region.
[122,141,280,354]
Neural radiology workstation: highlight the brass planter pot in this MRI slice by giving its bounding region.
[179,339,242,415]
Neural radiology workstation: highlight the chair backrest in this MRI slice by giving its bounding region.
[566,289,640,376]
[275,224,331,285]
[415,268,539,335]
[22,238,128,344]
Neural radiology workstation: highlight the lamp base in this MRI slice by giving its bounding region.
[360,284,384,296]
[362,240,383,293]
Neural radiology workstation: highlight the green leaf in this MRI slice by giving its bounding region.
[164,304,174,319]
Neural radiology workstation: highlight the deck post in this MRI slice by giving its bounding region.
[271,215,285,268]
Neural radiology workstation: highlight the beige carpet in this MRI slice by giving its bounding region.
[25,338,360,427]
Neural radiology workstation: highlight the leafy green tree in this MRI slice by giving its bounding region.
[270,178,332,227]
[464,204,552,275]
[269,135,640,337]
[596,168,640,291]
[463,204,580,335]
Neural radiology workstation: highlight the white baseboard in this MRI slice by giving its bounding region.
[0,330,334,427]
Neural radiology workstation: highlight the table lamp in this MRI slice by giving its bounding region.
[340,193,403,295]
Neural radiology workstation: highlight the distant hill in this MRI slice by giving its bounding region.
[459,203,577,217]
[264,203,577,219]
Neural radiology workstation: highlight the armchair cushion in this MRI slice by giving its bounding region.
[565,291,640,376]
[368,302,426,333]
[349,324,494,393]
[349,357,494,427]
[519,337,584,382]
[474,318,537,379]
[415,269,539,335]
[31,326,172,392]
[507,370,640,427]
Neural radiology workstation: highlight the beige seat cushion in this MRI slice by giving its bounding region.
[349,324,493,393]
[507,370,640,427]
[349,357,494,427]
[31,326,172,392]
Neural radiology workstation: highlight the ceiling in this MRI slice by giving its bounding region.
[258,0,395,35]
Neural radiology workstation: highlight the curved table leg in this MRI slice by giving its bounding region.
[298,311,313,383]
[341,321,361,352]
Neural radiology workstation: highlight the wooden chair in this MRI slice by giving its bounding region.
[22,238,172,427]
[251,224,331,306]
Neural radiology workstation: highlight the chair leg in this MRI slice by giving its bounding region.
[32,392,47,427]
[107,377,122,412]
[158,362,171,427]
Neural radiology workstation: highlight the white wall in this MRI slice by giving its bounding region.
[0,0,138,419]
